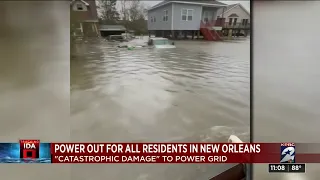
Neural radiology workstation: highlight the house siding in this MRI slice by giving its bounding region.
[148,4,173,30]
[172,3,202,30]
[223,5,250,23]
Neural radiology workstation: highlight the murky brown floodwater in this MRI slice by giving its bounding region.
[71,38,250,179]
[254,1,320,180]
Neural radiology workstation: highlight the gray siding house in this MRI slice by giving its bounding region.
[147,0,228,40]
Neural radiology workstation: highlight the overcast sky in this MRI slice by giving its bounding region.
[142,1,250,12]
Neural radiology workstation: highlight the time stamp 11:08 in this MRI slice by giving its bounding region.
[268,164,306,173]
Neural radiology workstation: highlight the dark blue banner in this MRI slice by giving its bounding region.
[0,143,51,163]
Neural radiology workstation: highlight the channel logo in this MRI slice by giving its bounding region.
[280,143,295,163]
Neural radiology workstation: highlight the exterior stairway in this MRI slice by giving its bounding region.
[200,20,222,41]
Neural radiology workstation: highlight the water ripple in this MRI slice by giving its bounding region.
[70,38,250,178]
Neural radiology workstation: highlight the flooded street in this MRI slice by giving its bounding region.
[254,1,320,180]
[71,38,250,179]
[2,1,319,179]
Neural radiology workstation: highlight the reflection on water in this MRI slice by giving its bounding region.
[71,38,250,179]
[254,1,320,180]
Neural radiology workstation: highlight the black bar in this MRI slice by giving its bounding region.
[268,164,289,173]
[288,164,306,173]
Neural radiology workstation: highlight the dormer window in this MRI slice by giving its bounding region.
[73,2,87,11]
[77,4,84,10]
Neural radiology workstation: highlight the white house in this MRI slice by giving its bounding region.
[217,3,250,28]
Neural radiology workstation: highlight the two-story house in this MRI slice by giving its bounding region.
[217,3,250,36]
[70,0,100,37]
[147,0,228,41]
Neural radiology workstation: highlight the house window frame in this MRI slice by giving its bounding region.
[242,19,248,25]
[74,3,87,11]
[163,10,169,21]
[228,18,233,25]
[150,16,156,23]
[181,8,193,21]
[233,18,238,25]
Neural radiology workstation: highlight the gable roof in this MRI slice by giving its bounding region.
[148,0,227,11]
[228,13,239,17]
[218,3,250,17]
[70,0,99,20]
[99,25,126,31]
[70,0,89,6]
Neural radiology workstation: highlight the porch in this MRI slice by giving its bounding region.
[200,19,250,38]
[201,19,250,30]
[71,21,100,37]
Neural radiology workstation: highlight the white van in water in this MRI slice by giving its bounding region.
[107,35,127,42]
[210,135,249,180]
[147,38,176,49]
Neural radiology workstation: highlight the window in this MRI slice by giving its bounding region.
[233,18,237,25]
[74,2,87,11]
[182,9,187,21]
[153,39,170,45]
[187,10,193,21]
[228,18,233,25]
[181,9,193,21]
[242,19,248,25]
[76,4,84,11]
[150,16,156,23]
[163,10,168,21]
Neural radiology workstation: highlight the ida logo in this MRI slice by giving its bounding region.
[19,140,40,159]
[280,143,295,163]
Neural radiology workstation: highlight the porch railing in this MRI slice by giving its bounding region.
[224,22,250,29]
[200,20,250,29]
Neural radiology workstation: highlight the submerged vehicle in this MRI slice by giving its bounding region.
[121,33,135,40]
[107,35,127,42]
[118,37,176,49]
[210,135,249,180]
[117,38,148,49]
[147,38,176,48]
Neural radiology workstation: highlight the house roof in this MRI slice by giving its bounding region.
[70,0,99,21]
[149,0,227,11]
[99,25,126,31]
[70,0,89,6]
[217,3,250,17]
[228,13,239,17]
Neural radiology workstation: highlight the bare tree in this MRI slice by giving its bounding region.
[98,0,119,24]
[118,0,148,35]
[128,0,141,21]
[119,0,129,21]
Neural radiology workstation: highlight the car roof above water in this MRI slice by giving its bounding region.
[149,38,169,40]
[110,35,123,37]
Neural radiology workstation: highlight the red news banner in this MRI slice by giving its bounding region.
[50,143,277,163]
